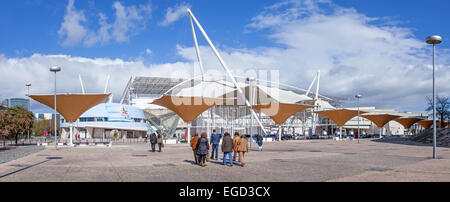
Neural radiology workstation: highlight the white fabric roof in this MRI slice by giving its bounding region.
[170,80,313,105]
[315,99,336,109]
[172,81,235,98]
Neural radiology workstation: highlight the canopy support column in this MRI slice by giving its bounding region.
[187,123,191,144]
[278,125,282,141]
[69,123,73,147]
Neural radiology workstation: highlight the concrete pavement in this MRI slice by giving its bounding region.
[0,139,449,182]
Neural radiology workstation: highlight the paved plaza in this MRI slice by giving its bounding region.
[1,139,450,182]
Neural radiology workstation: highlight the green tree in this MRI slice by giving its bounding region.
[0,106,34,145]
[0,109,10,147]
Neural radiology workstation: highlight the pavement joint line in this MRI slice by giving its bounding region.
[62,165,72,181]
[108,161,124,182]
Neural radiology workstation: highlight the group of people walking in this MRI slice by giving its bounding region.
[149,133,164,152]
[190,129,252,167]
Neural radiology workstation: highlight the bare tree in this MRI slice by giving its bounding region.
[426,95,450,128]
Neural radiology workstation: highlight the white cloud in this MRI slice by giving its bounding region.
[58,0,151,47]
[145,49,152,54]
[0,54,193,112]
[176,0,450,113]
[111,1,152,42]
[158,3,191,26]
[246,0,331,30]
[5,0,450,114]
[84,13,112,47]
[58,0,87,46]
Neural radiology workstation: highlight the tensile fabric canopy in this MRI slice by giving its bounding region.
[29,93,110,123]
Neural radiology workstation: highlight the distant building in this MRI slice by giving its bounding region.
[35,113,60,120]
[60,103,151,140]
[2,98,30,110]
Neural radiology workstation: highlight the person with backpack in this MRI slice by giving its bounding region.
[150,133,157,152]
[210,129,221,160]
[196,132,210,167]
[190,133,200,164]
[221,132,234,166]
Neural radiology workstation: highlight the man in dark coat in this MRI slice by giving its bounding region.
[221,132,234,166]
[150,133,157,152]
[196,132,210,167]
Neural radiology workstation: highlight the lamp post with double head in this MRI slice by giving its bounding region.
[426,35,442,159]
[50,66,61,150]
[355,94,362,144]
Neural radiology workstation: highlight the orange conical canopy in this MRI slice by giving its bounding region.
[29,93,110,122]
[418,120,442,129]
[252,102,314,125]
[361,113,402,128]
[151,95,227,123]
[314,109,367,127]
[394,117,423,129]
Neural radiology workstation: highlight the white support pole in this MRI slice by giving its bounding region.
[104,75,110,94]
[305,74,317,97]
[187,9,267,135]
[278,125,281,142]
[311,71,320,136]
[78,74,86,94]
[187,123,191,144]
[69,123,73,146]
[315,70,321,100]
[340,126,343,141]
[189,15,205,81]
[212,106,216,134]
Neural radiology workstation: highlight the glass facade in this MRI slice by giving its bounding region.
[6,98,30,110]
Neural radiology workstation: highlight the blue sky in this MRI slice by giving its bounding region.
[0,0,449,114]
[1,0,281,63]
[2,0,448,61]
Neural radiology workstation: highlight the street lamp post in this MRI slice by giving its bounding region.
[355,94,362,144]
[26,83,31,143]
[247,77,256,148]
[50,66,61,150]
[426,35,442,159]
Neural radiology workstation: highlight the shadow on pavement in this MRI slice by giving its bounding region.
[0,159,50,179]
[183,160,197,165]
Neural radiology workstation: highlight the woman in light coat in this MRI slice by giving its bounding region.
[157,134,163,152]
[237,134,249,167]
[233,132,240,162]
